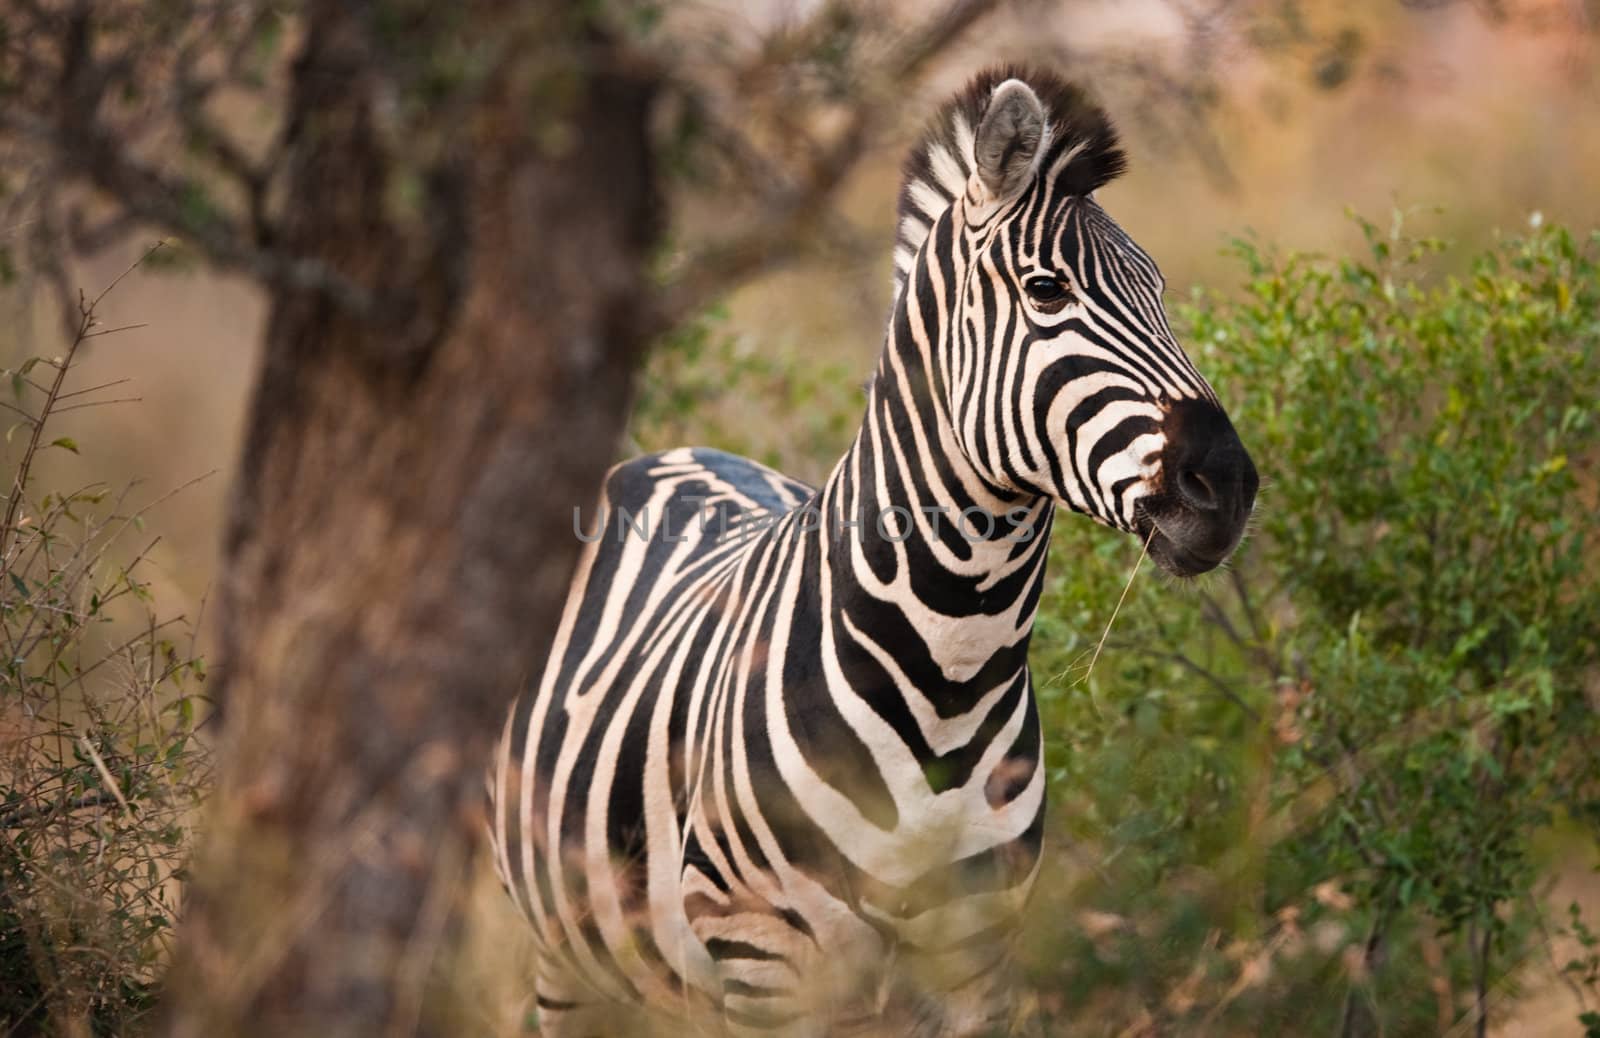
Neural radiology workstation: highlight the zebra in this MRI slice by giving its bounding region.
[489,66,1258,1036]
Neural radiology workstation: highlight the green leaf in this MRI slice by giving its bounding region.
[48,436,79,454]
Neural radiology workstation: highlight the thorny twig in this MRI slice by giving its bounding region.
[0,241,165,568]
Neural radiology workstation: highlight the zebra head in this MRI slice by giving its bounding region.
[894,67,1258,576]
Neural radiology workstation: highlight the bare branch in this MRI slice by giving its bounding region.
[53,397,145,413]
[56,377,134,400]
[0,790,124,830]
[655,0,1009,330]
[1114,640,1264,723]
[0,3,363,311]
[80,324,148,339]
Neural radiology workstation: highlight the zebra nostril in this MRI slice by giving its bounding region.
[1177,467,1218,511]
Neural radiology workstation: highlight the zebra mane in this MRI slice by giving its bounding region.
[892,65,1127,298]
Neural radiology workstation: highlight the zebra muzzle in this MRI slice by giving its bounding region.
[1140,399,1258,576]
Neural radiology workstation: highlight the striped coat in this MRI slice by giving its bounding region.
[491,66,1257,1036]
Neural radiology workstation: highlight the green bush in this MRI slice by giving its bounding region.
[0,268,209,1035]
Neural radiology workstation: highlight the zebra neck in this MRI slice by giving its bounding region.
[812,321,1055,689]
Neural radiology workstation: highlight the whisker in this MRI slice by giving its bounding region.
[1076,528,1154,714]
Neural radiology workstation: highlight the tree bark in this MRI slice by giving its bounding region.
[163,3,658,1034]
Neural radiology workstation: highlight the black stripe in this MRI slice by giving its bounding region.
[705,938,788,963]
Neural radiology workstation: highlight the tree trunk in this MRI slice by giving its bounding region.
[164,3,658,1034]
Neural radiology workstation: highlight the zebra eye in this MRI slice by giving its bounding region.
[1023,275,1072,313]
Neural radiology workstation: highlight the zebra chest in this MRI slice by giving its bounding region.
[677,599,1044,898]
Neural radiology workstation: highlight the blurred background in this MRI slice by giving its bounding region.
[26,0,1600,609]
[3,0,1598,1034]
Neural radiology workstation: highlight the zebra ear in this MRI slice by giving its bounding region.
[973,79,1046,202]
